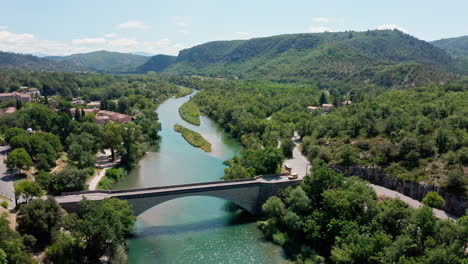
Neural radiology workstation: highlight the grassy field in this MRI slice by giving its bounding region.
[175,86,193,98]
[174,124,212,152]
[178,100,201,126]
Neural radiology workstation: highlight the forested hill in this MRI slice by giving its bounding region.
[0,51,81,71]
[143,30,463,85]
[431,36,468,58]
[45,50,149,73]
[136,54,176,73]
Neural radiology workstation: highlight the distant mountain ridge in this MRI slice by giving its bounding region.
[138,30,462,86]
[136,54,177,73]
[46,50,149,73]
[431,36,468,58]
[0,31,466,87]
[0,51,81,71]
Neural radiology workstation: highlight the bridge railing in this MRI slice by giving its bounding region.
[60,173,291,196]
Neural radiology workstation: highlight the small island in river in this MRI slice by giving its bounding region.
[174,123,212,152]
[178,100,201,125]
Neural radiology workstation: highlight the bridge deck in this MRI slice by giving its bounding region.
[56,173,300,204]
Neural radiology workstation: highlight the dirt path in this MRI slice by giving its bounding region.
[87,150,120,190]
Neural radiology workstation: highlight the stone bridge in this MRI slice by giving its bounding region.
[56,174,302,215]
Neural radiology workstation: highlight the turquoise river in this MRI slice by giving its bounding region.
[113,91,287,263]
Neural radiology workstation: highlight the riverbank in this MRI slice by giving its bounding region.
[87,149,120,190]
[113,92,287,264]
[174,124,212,152]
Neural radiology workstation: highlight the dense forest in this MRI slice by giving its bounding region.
[0,197,135,263]
[259,164,467,263]
[181,77,467,195]
[152,30,465,86]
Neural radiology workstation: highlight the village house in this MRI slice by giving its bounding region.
[0,92,32,103]
[26,88,40,96]
[71,99,85,105]
[307,106,319,112]
[322,104,334,112]
[70,108,132,125]
[86,101,101,108]
[340,100,352,106]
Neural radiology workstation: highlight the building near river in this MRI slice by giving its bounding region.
[307,106,319,112]
[322,104,334,112]
[0,92,32,103]
[340,100,352,106]
[70,108,132,125]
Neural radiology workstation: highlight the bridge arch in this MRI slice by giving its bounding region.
[121,185,261,216]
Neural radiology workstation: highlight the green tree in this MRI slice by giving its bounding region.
[100,98,109,110]
[70,198,136,261]
[14,180,44,203]
[446,169,466,191]
[335,145,357,167]
[120,122,144,166]
[6,148,33,174]
[422,192,445,209]
[102,123,123,160]
[44,232,82,264]
[319,92,327,105]
[223,163,255,180]
[48,168,88,194]
[17,197,63,246]
[0,217,36,263]
[280,138,295,158]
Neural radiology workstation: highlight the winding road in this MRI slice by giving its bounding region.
[283,133,454,220]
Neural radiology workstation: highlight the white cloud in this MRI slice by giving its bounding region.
[0,29,185,56]
[104,33,118,38]
[377,24,408,33]
[175,16,188,27]
[0,30,35,43]
[308,26,331,33]
[118,21,151,30]
[179,29,189,34]
[234,32,251,39]
[313,17,334,23]
[0,26,8,30]
[71,38,106,45]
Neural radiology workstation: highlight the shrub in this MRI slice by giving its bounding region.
[105,168,125,181]
[354,140,371,151]
[0,201,8,209]
[422,192,445,209]
[446,169,466,191]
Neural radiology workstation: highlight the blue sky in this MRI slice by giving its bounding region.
[0,0,466,56]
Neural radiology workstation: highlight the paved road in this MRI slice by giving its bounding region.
[283,132,310,178]
[281,133,454,220]
[369,184,454,219]
[0,145,15,208]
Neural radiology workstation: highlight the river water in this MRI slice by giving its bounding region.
[113,92,287,264]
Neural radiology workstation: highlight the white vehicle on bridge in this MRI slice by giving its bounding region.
[288,173,298,180]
